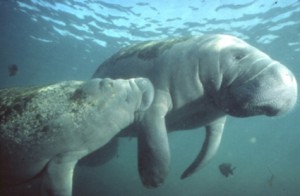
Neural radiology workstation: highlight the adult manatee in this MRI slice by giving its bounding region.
[0,78,154,196]
[93,34,298,188]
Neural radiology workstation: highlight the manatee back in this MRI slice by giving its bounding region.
[0,81,84,148]
[93,37,192,79]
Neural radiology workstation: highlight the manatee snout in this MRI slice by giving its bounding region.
[249,62,298,117]
[262,63,297,116]
[223,61,297,117]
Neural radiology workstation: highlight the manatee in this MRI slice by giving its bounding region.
[0,78,154,196]
[93,34,298,187]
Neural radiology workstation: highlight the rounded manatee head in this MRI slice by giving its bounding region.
[78,77,154,146]
[211,35,297,117]
[81,77,154,117]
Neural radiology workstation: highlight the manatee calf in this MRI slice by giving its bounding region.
[0,78,154,196]
[93,34,298,187]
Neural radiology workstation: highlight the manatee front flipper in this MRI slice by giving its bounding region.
[41,150,88,196]
[137,90,171,188]
[181,117,226,179]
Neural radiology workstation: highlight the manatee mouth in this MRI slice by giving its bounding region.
[132,78,154,111]
[226,64,297,117]
[239,94,286,116]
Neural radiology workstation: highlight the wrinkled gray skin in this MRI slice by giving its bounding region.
[0,78,154,196]
[93,34,298,188]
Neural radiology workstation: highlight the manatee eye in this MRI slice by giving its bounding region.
[99,78,114,89]
[70,89,86,101]
[233,50,247,61]
[234,54,243,60]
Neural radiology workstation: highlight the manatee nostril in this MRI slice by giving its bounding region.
[281,71,295,86]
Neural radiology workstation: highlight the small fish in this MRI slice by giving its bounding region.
[8,64,18,76]
[267,167,275,187]
[218,163,236,177]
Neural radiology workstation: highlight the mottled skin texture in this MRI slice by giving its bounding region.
[0,78,154,196]
[93,34,297,188]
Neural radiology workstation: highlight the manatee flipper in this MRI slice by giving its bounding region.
[41,150,88,196]
[138,90,171,188]
[181,117,226,179]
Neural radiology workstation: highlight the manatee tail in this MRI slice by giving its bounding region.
[181,117,226,179]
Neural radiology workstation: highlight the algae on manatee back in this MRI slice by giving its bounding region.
[115,37,190,61]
